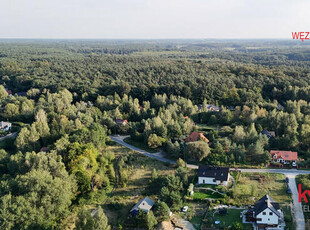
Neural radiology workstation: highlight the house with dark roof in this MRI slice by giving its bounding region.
[197,166,231,186]
[206,104,220,112]
[246,195,284,229]
[261,130,275,139]
[115,119,128,126]
[185,132,209,143]
[270,150,298,167]
[130,197,154,216]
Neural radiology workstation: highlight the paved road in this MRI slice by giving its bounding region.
[109,135,310,230]
[0,132,17,141]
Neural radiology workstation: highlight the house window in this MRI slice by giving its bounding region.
[268,218,270,221]
[257,218,262,221]
[203,179,205,184]
[213,179,216,182]
[263,212,266,215]
[269,212,273,216]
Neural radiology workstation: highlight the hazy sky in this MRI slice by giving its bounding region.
[0,0,309,39]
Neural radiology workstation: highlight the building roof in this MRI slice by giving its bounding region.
[130,197,154,213]
[0,121,12,128]
[261,130,275,139]
[254,195,280,217]
[115,119,128,124]
[198,166,230,181]
[5,89,12,95]
[16,92,27,96]
[206,104,220,111]
[40,147,49,152]
[185,132,209,143]
[277,103,284,110]
[270,150,298,161]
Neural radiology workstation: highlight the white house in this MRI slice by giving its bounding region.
[0,121,12,132]
[197,166,231,186]
[270,150,298,167]
[248,195,285,229]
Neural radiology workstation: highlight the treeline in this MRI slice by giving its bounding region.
[1,42,310,106]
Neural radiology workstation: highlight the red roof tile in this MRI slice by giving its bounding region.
[185,132,209,143]
[270,150,298,161]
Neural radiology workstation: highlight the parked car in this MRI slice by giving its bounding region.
[182,206,188,212]
[287,188,291,194]
[286,177,289,183]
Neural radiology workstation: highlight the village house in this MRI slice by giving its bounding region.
[185,131,209,143]
[197,104,220,112]
[40,147,49,153]
[197,166,231,186]
[5,88,12,96]
[115,119,128,126]
[206,104,220,112]
[261,130,275,139]
[0,121,12,132]
[270,150,298,167]
[130,197,154,216]
[246,195,285,230]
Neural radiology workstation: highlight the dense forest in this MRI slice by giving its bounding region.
[0,40,310,229]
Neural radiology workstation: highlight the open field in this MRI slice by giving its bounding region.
[232,173,291,206]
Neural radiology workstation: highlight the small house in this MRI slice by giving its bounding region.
[185,132,209,143]
[270,150,298,167]
[206,104,220,112]
[247,195,284,229]
[40,147,49,153]
[5,89,12,96]
[0,121,12,131]
[261,130,275,139]
[277,103,284,110]
[197,166,231,186]
[130,197,154,216]
[115,119,128,126]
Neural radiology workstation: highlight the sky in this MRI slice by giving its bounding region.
[0,0,309,39]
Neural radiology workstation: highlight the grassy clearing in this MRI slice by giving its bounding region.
[213,209,252,229]
[123,137,158,153]
[103,144,175,227]
[232,173,291,206]
[193,190,224,200]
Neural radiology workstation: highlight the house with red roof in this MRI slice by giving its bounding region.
[115,119,128,126]
[185,131,209,143]
[270,150,298,167]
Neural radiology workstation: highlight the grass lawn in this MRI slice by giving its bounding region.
[232,173,291,206]
[123,137,158,153]
[193,190,224,200]
[213,209,252,229]
[190,216,204,230]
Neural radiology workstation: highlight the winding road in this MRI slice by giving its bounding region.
[109,135,310,230]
